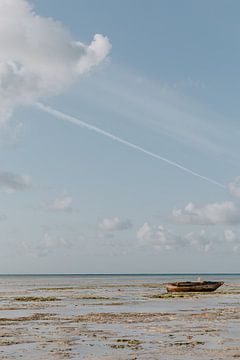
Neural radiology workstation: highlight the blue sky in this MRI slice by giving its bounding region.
[1,0,240,273]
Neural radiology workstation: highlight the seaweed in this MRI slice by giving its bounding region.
[14,296,59,302]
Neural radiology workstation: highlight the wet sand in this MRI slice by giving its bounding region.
[0,275,240,359]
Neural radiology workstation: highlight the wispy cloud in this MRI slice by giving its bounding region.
[77,67,235,162]
[22,233,72,257]
[0,171,31,193]
[45,194,73,213]
[36,103,225,188]
[0,0,111,124]
[229,177,240,198]
[0,122,24,147]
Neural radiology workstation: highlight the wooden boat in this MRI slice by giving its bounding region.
[165,281,224,293]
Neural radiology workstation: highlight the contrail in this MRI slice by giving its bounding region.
[35,102,225,188]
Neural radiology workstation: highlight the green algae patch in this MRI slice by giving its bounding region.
[172,340,205,347]
[14,296,59,302]
[116,339,141,345]
[72,311,173,324]
[111,339,142,349]
[36,287,85,291]
[148,292,213,299]
[72,295,111,300]
[148,293,194,299]
[0,313,56,323]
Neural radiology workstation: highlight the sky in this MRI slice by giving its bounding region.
[1,0,240,273]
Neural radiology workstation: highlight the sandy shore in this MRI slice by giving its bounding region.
[0,276,240,359]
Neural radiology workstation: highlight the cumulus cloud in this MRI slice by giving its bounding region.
[229,177,240,198]
[0,171,31,193]
[136,220,240,253]
[224,229,240,252]
[0,0,111,125]
[22,232,72,257]
[46,194,73,212]
[171,201,240,225]
[98,217,132,232]
[136,222,240,253]
[136,222,184,251]
[185,230,213,252]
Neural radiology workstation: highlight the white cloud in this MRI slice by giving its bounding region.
[136,220,240,253]
[0,0,111,124]
[229,177,240,198]
[185,230,213,252]
[98,217,132,232]
[23,232,72,257]
[136,222,238,253]
[46,194,73,212]
[224,229,240,252]
[171,201,240,225]
[0,171,31,193]
[136,222,184,251]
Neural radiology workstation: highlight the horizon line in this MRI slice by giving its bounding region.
[0,273,239,276]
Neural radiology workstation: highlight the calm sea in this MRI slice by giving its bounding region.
[0,273,239,291]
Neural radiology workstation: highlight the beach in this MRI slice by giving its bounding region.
[0,274,240,359]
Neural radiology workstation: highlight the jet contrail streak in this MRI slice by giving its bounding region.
[35,102,226,189]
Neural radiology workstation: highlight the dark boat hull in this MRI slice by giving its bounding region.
[166,281,224,293]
